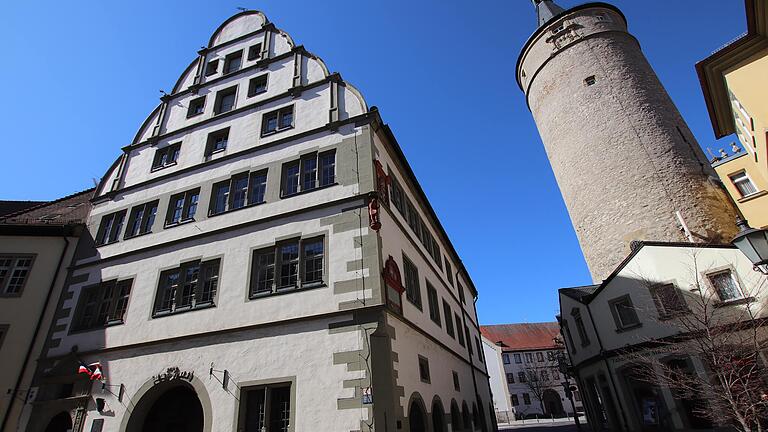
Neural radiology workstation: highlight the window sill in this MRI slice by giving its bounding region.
[96,239,120,248]
[151,161,178,173]
[248,282,327,300]
[208,200,265,218]
[124,230,153,241]
[738,190,768,203]
[164,218,197,229]
[406,297,423,312]
[261,125,294,138]
[205,148,227,158]
[615,322,642,333]
[658,310,690,321]
[186,112,204,119]
[152,302,216,319]
[0,292,22,298]
[715,296,755,308]
[247,89,267,98]
[280,182,338,200]
[69,320,125,335]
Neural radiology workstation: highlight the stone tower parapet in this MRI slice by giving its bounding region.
[518,2,739,281]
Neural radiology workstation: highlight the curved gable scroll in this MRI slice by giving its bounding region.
[208,10,268,47]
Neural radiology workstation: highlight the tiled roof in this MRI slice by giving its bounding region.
[0,188,94,225]
[480,322,561,352]
[0,201,47,217]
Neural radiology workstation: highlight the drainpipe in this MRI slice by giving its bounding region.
[583,299,629,431]
[0,235,70,431]
[456,264,484,430]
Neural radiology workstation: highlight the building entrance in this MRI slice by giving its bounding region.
[542,389,564,417]
[126,384,203,432]
[44,412,72,432]
[408,400,426,432]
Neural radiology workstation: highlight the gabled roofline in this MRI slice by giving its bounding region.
[1,188,95,219]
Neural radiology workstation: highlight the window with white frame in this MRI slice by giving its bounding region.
[166,188,200,226]
[502,353,510,364]
[95,210,126,246]
[154,259,220,316]
[708,269,744,302]
[210,170,268,215]
[729,172,759,197]
[261,106,294,136]
[280,151,335,197]
[152,143,181,171]
[514,353,522,364]
[0,255,34,295]
[249,237,324,297]
[125,201,158,239]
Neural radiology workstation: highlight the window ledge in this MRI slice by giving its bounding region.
[738,190,768,203]
[96,239,120,248]
[68,320,125,335]
[151,302,216,319]
[280,182,338,200]
[186,112,204,119]
[615,322,642,333]
[151,161,178,172]
[0,292,22,298]
[248,282,327,300]
[124,230,153,241]
[715,296,755,308]
[208,201,266,218]
[248,89,267,98]
[164,218,197,229]
[261,125,295,138]
[658,310,690,321]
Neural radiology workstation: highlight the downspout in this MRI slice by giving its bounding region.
[456,265,483,430]
[583,299,629,431]
[0,235,70,431]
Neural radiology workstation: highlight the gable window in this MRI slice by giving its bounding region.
[249,237,324,297]
[511,394,519,406]
[572,308,591,346]
[248,75,268,97]
[223,50,243,74]
[96,210,126,246]
[214,86,237,114]
[455,313,465,346]
[262,105,294,136]
[0,256,34,295]
[609,295,641,330]
[507,373,514,384]
[730,172,759,197]
[418,356,431,383]
[402,255,422,309]
[209,170,268,215]
[125,201,158,239]
[514,353,522,364]
[247,43,262,61]
[426,282,441,327]
[205,59,219,76]
[153,259,220,316]
[74,279,132,331]
[166,188,200,226]
[152,143,181,171]
[650,283,688,317]
[187,96,206,118]
[443,300,455,338]
[445,259,454,286]
[708,269,744,302]
[453,371,460,391]
[280,151,335,197]
[238,382,292,432]
[205,127,229,156]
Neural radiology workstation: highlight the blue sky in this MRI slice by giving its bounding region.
[0,1,746,324]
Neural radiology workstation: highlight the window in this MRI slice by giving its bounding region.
[209,170,268,215]
[166,188,200,226]
[153,259,220,316]
[152,143,181,171]
[547,351,555,361]
[541,369,549,381]
[402,255,422,309]
[445,259,454,286]
[0,256,34,295]
[518,372,526,383]
[125,201,158,238]
[248,75,268,97]
[418,356,431,383]
[205,128,230,156]
[730,172,759,197]
[525,353,534,363]
[523,393,531,405]
[609,295,640,330]
[506,373,514,384]
[552,368,560,380]
[708,269,744,302]
[475,337,483,361]
[453,371,460,391]
[426,282,441,326]
[552,22,564,33]
[0,325,7,350]
[502,354,510,364]
[205,59,219,76]
[223,50,243,74]
[536,352,544,362]
[249,237,324,297]
[390,175,405,214]
[595,12,611,22]
[95,210,126,245]
[466,326,472,355]
[239,383,291,432]
[187,96,206,118]
[511,394,519,406]
[455,313,465,346]
[262,105,294,136]
[280,151,335,197]
[74,279,132,331]
[585,75,596,86]
[572,309,590,346]
[214,86,237,114]
[247,43,262,61]
[650,283,688,317]
[458,283,466,304]
[443,300,455,338]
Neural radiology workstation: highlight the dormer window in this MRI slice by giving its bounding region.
[223,50,243,74]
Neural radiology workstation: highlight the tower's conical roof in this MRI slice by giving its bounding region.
[533,0,566,27]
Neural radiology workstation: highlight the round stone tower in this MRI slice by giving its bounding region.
[517,1,740,281]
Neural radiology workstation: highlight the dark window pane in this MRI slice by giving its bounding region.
[278,108,293,129]
[253,250,275,295]
[303,239,323,284]
[283,163,299,196]
[270,386,291,432]
[278,243,299,288]
[231,176,249,209]
[319,152,335,186]
[301,157,317,191]
[249,173,267,204]
[212,182,230,214]
[263,113,278,134]
[185,192,199,219]
[199,260,219,304]
[179,264,199,308]
[170,195,184,224]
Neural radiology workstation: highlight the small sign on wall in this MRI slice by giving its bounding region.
[362,387,372,405]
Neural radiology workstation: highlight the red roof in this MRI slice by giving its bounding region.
[480,322,561,352]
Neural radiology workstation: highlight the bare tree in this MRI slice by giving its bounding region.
[520,355,562,416]
[621,249,768,432]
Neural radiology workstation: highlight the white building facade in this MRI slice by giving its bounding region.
[22,11,494,432]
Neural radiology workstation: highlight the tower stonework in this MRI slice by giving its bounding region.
[518,2,740,281]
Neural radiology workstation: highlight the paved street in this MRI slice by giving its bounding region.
[499,422,581,432]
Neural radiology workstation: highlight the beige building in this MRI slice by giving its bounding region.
[697,0,768,229]
[0,190,92,432]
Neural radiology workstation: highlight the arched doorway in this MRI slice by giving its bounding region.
[432,399,445,432]
[450,400,461,431]
[126,384,204,432]
[409,399,427,432]
[542,389,564,417]
[44,412,72,432]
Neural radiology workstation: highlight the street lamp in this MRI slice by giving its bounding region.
[552,339,581,430]
[732,218,768,275]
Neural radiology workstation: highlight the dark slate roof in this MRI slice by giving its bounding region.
[480,322,561,352]
[0,188,94,226]
[536,0,566,27]
[0,201,48,217]
[560,285,599,301]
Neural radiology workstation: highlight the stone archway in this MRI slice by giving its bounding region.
[125,382,205,432]
[431,397,446,432]
[44,412,72,432]
[542,389,564,417]
[408,396,427,432]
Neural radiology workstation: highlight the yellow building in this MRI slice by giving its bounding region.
[697,0,768,228]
